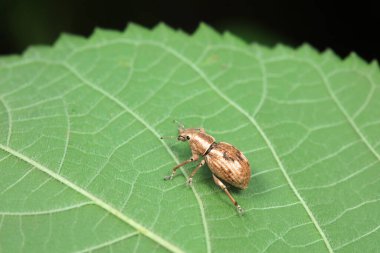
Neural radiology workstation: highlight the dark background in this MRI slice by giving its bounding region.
[0,0,379,62]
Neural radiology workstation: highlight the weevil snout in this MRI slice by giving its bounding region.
[178,128,200,142]
[177,135,186,141]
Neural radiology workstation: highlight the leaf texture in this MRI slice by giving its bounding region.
[0,23,379,253]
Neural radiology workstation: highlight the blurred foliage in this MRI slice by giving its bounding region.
[0,0,292,55]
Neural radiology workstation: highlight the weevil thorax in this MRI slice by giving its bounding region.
[178,128,215,156]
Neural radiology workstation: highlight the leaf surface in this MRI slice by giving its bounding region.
[0,23,379,253]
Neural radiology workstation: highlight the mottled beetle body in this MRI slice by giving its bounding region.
[162,122,251,214]
[205,142,251,189]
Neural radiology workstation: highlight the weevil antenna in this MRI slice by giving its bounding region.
[160,136,177,139]
[173,120,185,130]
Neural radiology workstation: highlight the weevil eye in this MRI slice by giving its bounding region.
[186,136,190,140]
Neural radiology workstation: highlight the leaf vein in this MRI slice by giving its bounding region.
[0,97,12,145]
[73,231,139,253]
[0,144,184,253]
[0,201,93,216]
[298,59,380,162]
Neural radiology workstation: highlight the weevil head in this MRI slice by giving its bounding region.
[175,123,215,155]
[174,120,195,142]
[177,128,199,142]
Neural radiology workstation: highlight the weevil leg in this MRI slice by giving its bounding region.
[187,159,205,186]
[164,156,198,180]
[212,174,244,215]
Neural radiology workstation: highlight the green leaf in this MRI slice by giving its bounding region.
[0,23,379,253]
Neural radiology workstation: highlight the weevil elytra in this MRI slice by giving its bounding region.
[161,121,251,214]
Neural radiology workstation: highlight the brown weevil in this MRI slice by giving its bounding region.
[161,121,251,214]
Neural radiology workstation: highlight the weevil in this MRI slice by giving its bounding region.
[161,121,251,214]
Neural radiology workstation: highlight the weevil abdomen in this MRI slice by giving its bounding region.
[205,142,251,189]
